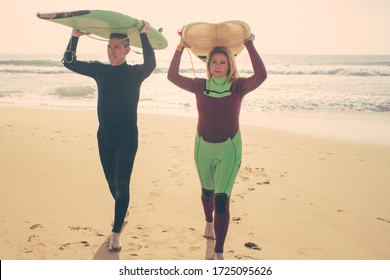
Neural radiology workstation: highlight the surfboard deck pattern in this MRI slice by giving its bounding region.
[37,10,168,50]
[182,21,251,61]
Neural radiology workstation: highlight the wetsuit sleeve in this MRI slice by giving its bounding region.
[62,36,98,79]
[167,48,204,94]
[233,40,267,95]
[139,33,156,76]
[62,35,78,61]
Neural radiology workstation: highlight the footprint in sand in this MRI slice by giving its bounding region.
[240,175,250,182]
[240,166,272,187]
[127,242,143,251]
[68,225,105,237]
[27,234,40,242]
[377,217,390,224]
[27,224,44,244]
[234,255,258,260]
[56,226,106,251]
[25,235,46,255]
[135,225,150,238]
[244,242,261,251]
[30,224,43,230]
[59,241,90,250]
[256,180,270,186]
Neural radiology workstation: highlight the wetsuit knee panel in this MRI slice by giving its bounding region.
[202,189,214,201]
[115,180,130,198]
[215,194,228,214]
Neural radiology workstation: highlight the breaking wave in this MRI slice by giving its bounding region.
[49,86,96,98]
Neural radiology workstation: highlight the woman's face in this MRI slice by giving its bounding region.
[209,53,229,78]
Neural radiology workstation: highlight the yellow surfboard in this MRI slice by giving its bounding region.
[182,21,251,61]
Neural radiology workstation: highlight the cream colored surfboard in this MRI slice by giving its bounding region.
[182,21,251,61]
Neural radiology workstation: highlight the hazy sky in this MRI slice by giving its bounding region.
[1,0,389,55]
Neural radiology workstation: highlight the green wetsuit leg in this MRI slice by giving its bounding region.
[194,130,242,196]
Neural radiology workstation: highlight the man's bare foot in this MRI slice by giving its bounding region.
[108,232,121,251]
[203,221,215,240]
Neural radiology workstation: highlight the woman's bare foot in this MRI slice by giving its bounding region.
[203,221,215,240]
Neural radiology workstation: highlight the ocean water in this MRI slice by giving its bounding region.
[1,52,390,144]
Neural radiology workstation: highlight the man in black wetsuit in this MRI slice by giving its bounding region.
[63,21,156,251]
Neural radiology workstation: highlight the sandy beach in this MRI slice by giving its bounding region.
[1,106,390,260]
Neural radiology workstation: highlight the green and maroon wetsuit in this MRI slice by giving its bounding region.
[167,40,266,196]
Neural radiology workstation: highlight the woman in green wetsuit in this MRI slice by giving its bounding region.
[168,34,267,260]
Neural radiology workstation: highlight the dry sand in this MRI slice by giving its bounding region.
[1,107,390,260]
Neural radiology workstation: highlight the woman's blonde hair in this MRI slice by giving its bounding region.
[206,47,239,82]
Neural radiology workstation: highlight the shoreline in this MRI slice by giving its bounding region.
[241,110,390,146]
[2,103,389,146]
[1,106,390,260]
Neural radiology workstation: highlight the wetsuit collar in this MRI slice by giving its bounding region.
[110,61,127,67]
[211,76,229,85]
[109,61,128,72]
[205,76,232,98]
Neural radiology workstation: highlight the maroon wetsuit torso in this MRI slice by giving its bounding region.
[168,40,266,143]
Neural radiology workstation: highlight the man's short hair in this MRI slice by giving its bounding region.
[109,33,130,48]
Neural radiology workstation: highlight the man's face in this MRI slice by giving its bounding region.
[107,38,130,66]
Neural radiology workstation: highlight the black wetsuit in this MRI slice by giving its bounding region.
[63,33,156,233]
